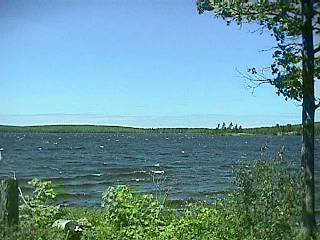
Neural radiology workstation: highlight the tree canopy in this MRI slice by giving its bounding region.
[197,0,319,237]
[197,0,319,102]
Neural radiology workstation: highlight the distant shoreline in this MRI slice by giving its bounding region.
[0,123,319,136]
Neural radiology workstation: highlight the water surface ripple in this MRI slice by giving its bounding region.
[0,133,319,208]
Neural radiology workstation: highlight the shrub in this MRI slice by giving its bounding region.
[1,221,65,240]
[94,186,166,239]
[232,151,303,239]
[2,150,309,240]
[20,178,61,226]
[159,203,243,240]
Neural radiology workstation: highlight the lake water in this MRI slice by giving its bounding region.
[0,133,319,208]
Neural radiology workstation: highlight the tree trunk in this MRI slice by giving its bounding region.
[0,179,19,229]
[301,0,316,238]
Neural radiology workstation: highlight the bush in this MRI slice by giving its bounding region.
[83,186,167,239]
[81,151,305,240]
[2,150,310,240]
[1,221,65,240]
[20,179,61,226]
[232,152,303,239]
[159,203,243,240]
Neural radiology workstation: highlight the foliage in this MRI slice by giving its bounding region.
[60,207,104,228]
[232,154,303,239]
[196,2,319,236]
[1,221,65,240]
[3,152,318,239]
[197,0,319,102]
[81,153,313,239]
[0,125,144,134]
[20,179,61,226]
[83,186,167,239]
[159,153,304,240]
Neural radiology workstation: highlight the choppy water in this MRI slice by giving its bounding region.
[0,133,319,208]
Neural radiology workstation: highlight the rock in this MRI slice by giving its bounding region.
[52,219,83,232]
[52,219,83,240]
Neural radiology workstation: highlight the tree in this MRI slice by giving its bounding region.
[197,0,319,238]
[228,122,234,130]
[221,122,226,130]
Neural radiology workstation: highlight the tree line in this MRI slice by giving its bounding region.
[1,123,320,136]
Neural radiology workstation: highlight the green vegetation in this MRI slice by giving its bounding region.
[0,125,142,133]
[197,1,319,237]
[1,123,320,136]
[1,152,317,239]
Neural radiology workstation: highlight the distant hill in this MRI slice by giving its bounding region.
[0,125,141,133]
[0,123,320,135]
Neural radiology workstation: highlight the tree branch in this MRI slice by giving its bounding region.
[235,68,273,95]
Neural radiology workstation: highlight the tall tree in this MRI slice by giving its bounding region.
[197,0,319,238]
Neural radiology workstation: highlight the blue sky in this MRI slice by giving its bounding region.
[0,0,318,128]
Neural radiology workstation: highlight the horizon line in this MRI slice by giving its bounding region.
[0,122,308,130]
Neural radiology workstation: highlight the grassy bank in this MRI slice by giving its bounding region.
[1,122,320,135]
[1,153,317,240]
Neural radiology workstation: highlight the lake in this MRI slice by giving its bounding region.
[0,133,319,208]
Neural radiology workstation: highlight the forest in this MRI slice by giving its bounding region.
[0,122,320,136]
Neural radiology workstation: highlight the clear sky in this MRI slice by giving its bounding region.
[0,0,318,128]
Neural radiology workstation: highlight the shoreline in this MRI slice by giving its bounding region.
[0,123,318,136]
